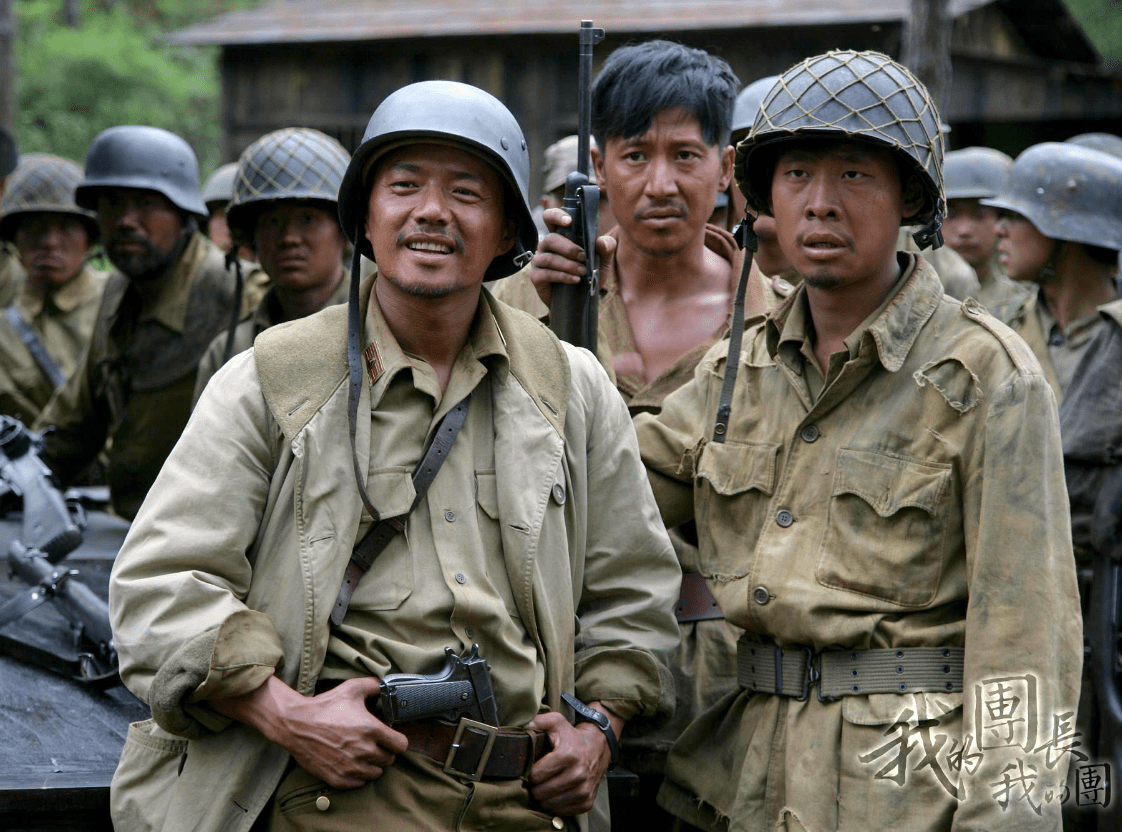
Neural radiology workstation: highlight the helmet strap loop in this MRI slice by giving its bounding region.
[911,198,945,251]
[712,212,756,443]
[222,250,244,365]
[512,241,534,269]
[1037,239,1064,285]
[346,234,383,523]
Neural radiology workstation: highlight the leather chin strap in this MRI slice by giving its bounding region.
[1036,239,1065,285]
[712,213,758,443]
[911,198,946,251]
[221,250,244,365]
[347,242,382,523]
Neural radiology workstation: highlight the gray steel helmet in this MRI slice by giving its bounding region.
[0,127,16,179]
[1065,132,1122,162]
[736,50,945,248]
[76,125,207,220]
[731,76,779,139]
[982,142,1122,252]
[944,147,1014,201]
[338,80,536,280]
[0,154,99,242]
[201,162,238,208]
[225,128,350,245]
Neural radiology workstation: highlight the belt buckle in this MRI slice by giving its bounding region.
[444,718,498,782]
[799,648,819,702]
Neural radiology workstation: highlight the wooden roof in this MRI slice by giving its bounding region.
[166,0,995,46]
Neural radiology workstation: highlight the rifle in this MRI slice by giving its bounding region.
[0,416,119,686]
[549,19,605,352]
[376,643,500,727]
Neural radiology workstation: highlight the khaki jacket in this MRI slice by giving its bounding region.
[0,242,23,307]
[108,281,680,832]
[636,256,1081,831]
[0,263,107,421]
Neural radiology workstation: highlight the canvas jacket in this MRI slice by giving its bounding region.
[108,279,681,832]
[635,255,1082,831]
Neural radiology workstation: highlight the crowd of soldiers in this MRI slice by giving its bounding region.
[0,34,1120,832]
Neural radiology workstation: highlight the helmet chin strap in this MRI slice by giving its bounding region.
[911,198,946,251]
[1036,239,1064,285]
[711,211,758,443]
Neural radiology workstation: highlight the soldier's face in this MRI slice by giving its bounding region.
[206,204,233,253]
[593,108,733,257]
[13,213,90,289]
[96,188,186,280]
[945,198,1000,272]
[996,212,1053,282]
[255,202,344,292]
[770,141,923,290]
[366,143,515,299]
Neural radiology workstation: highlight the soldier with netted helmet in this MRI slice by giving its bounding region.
[108,81,679,832]
[29,125,265,520]
[0,154,108,421]
[982,142,1122,403]
[193,128,352,403]
[941,147,1029,314]
[634,49,1080,830]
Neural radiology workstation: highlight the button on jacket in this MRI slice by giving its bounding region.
[635,255,1081,831]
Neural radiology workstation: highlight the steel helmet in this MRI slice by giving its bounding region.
[225,128,350,245]
[982,142,1122,253]
[731,76,779,140]
[201,163,238,208]
[943,147,1013,201]
[1066,132,1122,162]
[76,125,207,220]
[0,154,99,242]
[736,50,945,248]
[338,81,536,280]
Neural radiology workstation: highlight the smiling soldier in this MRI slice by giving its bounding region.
[108,81,680,832]
[634,51,1081,830]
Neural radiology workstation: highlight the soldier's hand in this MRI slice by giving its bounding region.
[526,708,614,816]
[529,208,616,308]
[211,674,408,789]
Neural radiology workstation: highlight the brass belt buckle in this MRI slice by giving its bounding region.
[444,718,498,782]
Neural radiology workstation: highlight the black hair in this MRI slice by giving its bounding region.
[592,40,739,151]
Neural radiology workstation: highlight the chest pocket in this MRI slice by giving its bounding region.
[816,448,951,607]
[695,440,779,579]
[353,468,416,611]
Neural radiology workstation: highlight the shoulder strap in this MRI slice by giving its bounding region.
[5,305,66,389]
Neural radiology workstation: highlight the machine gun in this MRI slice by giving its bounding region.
[548,19,605,352]
[0,416,119,686]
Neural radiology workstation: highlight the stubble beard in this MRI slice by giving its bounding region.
[107,232,185,282]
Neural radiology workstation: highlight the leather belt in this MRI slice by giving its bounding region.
[675,572,724,622]
[399,718,551,782]
[736,634,964,700]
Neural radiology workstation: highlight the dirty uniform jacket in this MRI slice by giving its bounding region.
[1061,298,1122,558]
[32,233,260,519]
[0,242,23,307]
[635,255,1081,831]
[192,277,348,405]
[1002,287,1110,404]
[492,224,765,768]
[0,263,107,421]
[898,230,980,301]
[107,279,681,832]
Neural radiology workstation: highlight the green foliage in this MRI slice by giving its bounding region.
[14,0,264,176]
[1064,0,1122,64]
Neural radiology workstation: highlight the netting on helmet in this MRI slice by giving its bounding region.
[2,155,88,216]
[232,128,349,208]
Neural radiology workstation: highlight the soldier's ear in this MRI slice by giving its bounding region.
[591,147,606,189]
[718,144,735,193]
[901,172,926,222]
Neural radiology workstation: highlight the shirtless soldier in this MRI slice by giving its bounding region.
[636,50,1081,831]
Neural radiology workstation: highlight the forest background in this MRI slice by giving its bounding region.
[8,0,1122,178]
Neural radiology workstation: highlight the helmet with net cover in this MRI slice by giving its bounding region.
[338,80,536,281]
[982,142,1122,253]
[735,50,945,249]
[944,147,1013,201]
[731,76,779,140]
[201,163,238,208]
[224,128,350,246]
[0,154,99,242]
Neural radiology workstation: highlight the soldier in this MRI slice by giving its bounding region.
[0,126,22,308]
[193,128,350,402]
[108,81,680,832]
[941,147,1028,313]
[983,142,1122,402]
[635,50,1081,830]
[32,126,263,520]
[200,162,239,254]
[496,40,767,828]
[0,155,107,421]
[1066,131,1122,161]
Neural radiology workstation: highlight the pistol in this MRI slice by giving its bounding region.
[377,644,500,727]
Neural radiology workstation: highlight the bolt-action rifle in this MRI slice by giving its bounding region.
[549,19,605,352]
[0,416,119,686]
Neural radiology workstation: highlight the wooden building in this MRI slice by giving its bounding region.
[167,0,1122,196]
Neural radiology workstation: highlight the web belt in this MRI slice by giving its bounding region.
[736,633,964,700]
[5,305,66,389]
